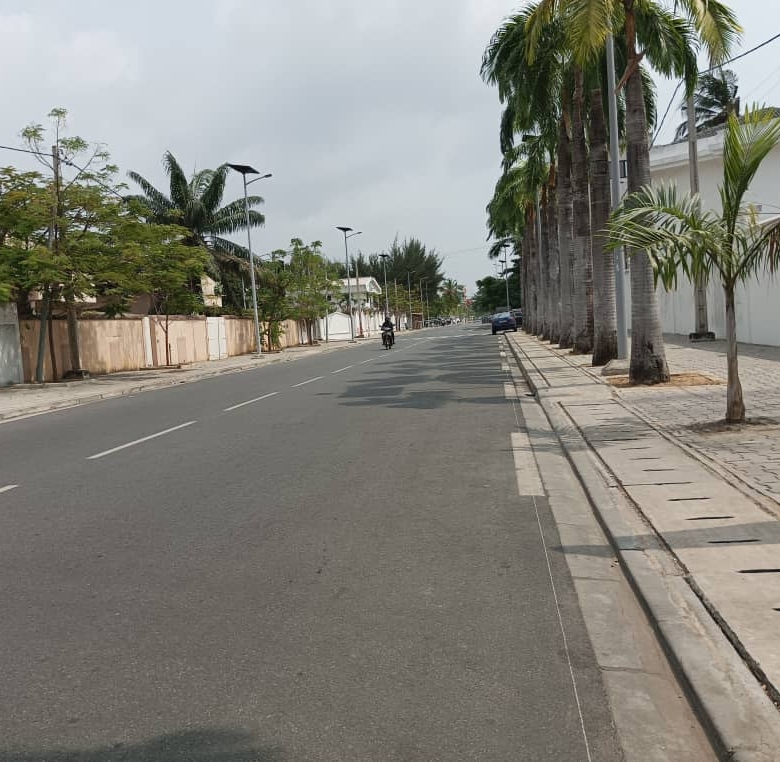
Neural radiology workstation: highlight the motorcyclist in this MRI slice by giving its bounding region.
[381,315,395,345]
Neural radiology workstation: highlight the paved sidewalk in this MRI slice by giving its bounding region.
[0,340,361,422]
[567,335,780,508]
[505,330,780,759]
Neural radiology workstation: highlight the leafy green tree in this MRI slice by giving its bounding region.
[256,251,289,351]
[608,107,780,422]
[128,152,265,309]
[473,274,522,315]
[286,239,339,345]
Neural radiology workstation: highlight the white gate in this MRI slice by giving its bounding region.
[0,303,24,385]
[206,316,228,360]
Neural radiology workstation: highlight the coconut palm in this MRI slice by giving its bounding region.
[609,107,780,421]
[529,0,741,383]
[128,152,265,309]
[675,68,739,140]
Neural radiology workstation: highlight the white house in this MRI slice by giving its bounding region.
[649,129,780,346]
[318,276,385,341]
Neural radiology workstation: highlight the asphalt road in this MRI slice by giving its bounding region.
[0,326,622,761]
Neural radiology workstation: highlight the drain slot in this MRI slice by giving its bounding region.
[739,569,780,574]
[686,516,735,521]
[643,468,677,472]
[708,538,760,545]
[669,497,711,502]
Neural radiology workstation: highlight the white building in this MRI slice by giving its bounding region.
[650,129,780,346]
[318,276,386,341]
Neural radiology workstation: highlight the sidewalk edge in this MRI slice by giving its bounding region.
[507,333,780,762]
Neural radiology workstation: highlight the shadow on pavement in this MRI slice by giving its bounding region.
[0,729,285,762]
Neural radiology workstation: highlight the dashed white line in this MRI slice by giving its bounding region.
[332,365,354,374]
[87,421,197,460]
[0,484,18,495]
[224,391,278,412]
[360,359,374,364]
[292,376,323,388]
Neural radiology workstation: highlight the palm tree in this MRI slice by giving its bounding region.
[608,107,780,422]
[128,151,265,309]
[675,68,740,140]
[529,0,741,383]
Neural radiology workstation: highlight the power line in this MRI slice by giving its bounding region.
[651,30,780,147]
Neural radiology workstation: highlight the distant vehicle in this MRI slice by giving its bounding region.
[491,312,517,335]
[510,308,523,326]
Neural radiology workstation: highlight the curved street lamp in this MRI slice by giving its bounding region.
[227,164,272,354]
[336,227,362,342]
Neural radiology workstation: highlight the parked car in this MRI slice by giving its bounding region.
[491,312,517,335]
[510,308,523,326]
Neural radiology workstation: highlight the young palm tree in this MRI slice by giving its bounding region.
[529,0,741,383]
[675,68,740,140]
[128,152,265,309]
[608,108,780,422]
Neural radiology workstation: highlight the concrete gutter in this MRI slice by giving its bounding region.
[506,334,780,762]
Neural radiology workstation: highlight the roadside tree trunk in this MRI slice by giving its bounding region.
[571,67,593,354]
[65,299,83,374]
[589,86,618,366]
[557,110,574,348]
[724,285,745,422]
[624,7,670,383]
[546,167,561,344]
[538,187,551,339]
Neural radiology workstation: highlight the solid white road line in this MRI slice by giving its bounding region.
[224,391,278,412]
[0,484,19,494]
[292,376,323,388]
[87,421,197,460]
[331,365,354,374]
[511,431,545,497]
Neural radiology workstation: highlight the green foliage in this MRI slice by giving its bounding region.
[608,106,780,420]
[472,272,522,314]
[128,151,265,309]
[286,238,339,343]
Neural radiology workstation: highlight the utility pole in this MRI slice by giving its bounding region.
[407,270,415,330]
[379,253,390,316]
[687,93,714,341]
[35,146,59,383]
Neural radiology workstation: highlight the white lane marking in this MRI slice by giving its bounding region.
[332,365,354,374]
[224,391,278,412]
[501,363,510,372]
[0,484,19,494]
[511,431,544,497]
[531,492,593,762]
[87,421,197,460]
[292,376,323,388]
[360,359,373,364]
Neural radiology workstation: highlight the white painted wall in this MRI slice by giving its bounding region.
[650,132,780,345]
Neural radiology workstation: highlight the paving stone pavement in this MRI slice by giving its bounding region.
[567,335,780,509]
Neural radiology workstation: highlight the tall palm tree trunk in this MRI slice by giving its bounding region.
[546,165,561,343]
[557,111,574,348]
[589,87,618,365]
[571,68,593,354]
[538,186,551,339]
[624,8,670,383]
[526,208,539,334]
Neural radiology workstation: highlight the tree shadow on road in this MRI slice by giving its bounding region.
[0,728,286,762]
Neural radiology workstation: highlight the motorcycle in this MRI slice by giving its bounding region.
[381,327,394,349]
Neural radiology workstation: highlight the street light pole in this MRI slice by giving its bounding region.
[379,253,390,316]
[336,227,362,342]
[227,164,272,355]
[420,277,428,326]
[500,256,511,311]
[407,269,415,330]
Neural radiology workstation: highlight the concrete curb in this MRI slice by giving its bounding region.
[0,341,358,424]
[506,333,780,762]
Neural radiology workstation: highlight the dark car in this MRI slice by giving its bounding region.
[510,308,523,326]
[491,312,517,335]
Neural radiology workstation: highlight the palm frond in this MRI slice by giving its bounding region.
[162,151,192,211]
[200,164,230,215]
[677,0,742,65]
[126,171,174,219]
[209,209,265,236]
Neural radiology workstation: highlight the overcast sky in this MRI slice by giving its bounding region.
[1,1,778,293]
